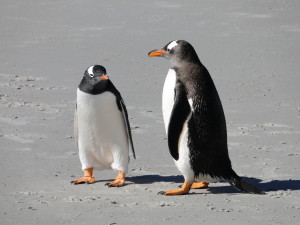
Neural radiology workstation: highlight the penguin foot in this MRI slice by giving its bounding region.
[71,168,95,185]
[105,171,125,187]
[191,182,209,189]
[71,176,95,185]
[179,181,209,189]
[158,181,192,195]
[105,178,125,187]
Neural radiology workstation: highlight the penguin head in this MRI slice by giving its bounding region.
[79,65,110,95]
[148,40,200,65]
[85,65,108,80]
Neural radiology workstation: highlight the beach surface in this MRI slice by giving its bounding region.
[0,0,299,224]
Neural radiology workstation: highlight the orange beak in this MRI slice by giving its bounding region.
[148,49,166,57]
[99,75,109,80]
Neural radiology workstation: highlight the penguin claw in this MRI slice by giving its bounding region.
[71,180,84,185]
[105,183,121,188]
[105,182,114,187]
[158,191,166,195]
[105,183,113,187]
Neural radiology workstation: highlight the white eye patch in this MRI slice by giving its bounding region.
[87,66,94,76]
[167,40,178,50]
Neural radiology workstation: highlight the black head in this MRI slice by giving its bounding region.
[78,65,110,95]
[148,40,201,66]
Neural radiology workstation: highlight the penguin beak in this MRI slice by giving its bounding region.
[99,75,109,80]
[148,49,166,57]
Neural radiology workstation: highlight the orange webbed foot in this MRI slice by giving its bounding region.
[71,168,95,185]
[158,181,192,195]
[105,171,126,187]
[71,176,95,184]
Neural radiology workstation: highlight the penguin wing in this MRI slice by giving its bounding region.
[119,98,136,159]
[108,80,136,159]
[168,82,191,160]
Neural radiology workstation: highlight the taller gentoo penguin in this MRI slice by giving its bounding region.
[148,40,263,195]
[71,65,135,187]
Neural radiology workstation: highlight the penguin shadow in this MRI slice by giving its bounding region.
[130,176,300,194]
[96,176,300,193]
[127,174,184,184]
[92,175,183,187]
[208,177,300,194]
[259,179,300,192]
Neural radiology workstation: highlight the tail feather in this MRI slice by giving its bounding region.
[227,175,265,195]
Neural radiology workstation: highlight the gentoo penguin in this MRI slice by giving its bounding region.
[71,65,135,187]
[148,40,264,195]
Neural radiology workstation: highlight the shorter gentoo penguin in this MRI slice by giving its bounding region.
[71,65,135,187]
[148,40,264,195]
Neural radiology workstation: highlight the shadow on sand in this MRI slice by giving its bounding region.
[97,175,183,186]
[127,174,183,184]
[96,174,300,193]
[126,175,300,194]
[260,179,300,192]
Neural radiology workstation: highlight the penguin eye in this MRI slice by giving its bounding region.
[89,73,95,78]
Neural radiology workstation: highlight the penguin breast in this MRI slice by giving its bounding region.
[76,89,128,150]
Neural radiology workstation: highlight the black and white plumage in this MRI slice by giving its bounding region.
[149,40,263,194]
[73,65,135,185]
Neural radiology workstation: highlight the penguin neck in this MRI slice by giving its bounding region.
[170,60,204,79]
[170,54,202,69]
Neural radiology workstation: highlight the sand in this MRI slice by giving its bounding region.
[0,0,299,224]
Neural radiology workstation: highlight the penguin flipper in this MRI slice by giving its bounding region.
[119,98,136,159]
[168,82,191,160]
[108,81,136,159]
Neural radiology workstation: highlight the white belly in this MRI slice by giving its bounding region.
[76,88,129,172]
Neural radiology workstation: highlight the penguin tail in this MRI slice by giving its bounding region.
[226,174,265,195]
